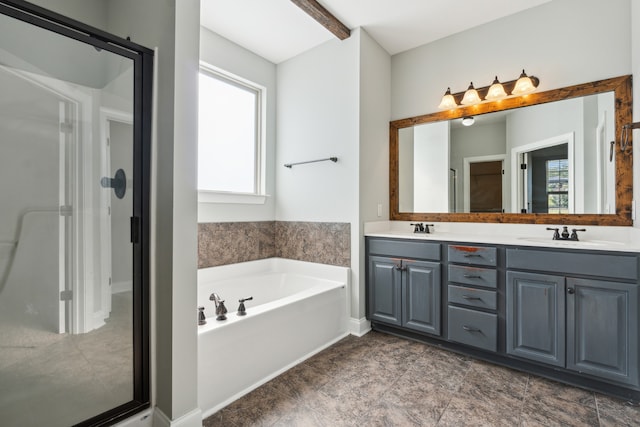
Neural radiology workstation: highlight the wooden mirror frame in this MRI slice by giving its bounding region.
[390,75,633,226]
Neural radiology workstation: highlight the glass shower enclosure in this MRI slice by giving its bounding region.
[0,1,151,426]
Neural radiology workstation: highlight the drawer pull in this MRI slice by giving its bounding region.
[462,325,481,333]
[463,253,481,258]
[463,274,481,279]
[461,295,481,301]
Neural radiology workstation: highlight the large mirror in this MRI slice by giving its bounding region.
[390,75,633,226]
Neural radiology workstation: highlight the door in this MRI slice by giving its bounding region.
[566,278,639,386]
[469,161,503,213]
[0,3,151,426]
[403,260,441,335]
[368,256,402,326]
[506,271,565,367]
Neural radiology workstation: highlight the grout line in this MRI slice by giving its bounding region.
[517,375,531,426]
[595,393,602,427]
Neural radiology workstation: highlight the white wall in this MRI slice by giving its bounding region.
[198,27,277,223]
[391,0,631,121]
[358,29,391,321]
[398,128,415,212]
[413,121,449,212]
[276,30,360,316]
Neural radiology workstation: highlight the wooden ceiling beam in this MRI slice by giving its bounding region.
[291,0,350,40]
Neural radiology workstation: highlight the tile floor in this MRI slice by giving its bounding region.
[0,292,133,426]
[203,331,640,427]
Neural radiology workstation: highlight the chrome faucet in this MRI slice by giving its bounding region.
[209,292,228,320]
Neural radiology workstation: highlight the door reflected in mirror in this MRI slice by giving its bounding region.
[398,92,615,214]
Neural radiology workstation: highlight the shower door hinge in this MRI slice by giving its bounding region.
[60,290,73,301]
[59,205,72,216]
[59,122,73,134]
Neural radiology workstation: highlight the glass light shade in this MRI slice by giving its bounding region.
[461,116,475,126]
[438,87,457,109]
[485,76,507,100]
[512,70,537,95]
[460,82,481,105]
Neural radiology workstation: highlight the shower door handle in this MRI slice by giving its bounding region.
[101,168,127,199]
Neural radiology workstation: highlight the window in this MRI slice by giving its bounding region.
[546,158,569,214]
[198,65,264,202]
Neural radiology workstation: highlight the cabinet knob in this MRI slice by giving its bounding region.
[567,288,575,294]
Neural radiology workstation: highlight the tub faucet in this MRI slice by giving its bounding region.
[209,292,228,321]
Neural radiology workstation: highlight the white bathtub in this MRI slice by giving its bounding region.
[197,258,350,417]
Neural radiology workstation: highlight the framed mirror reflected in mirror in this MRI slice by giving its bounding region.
[390,75,633,226]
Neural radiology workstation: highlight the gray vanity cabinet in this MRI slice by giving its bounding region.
[506,271,566,367]
[566,278,639,387]
[506,248,640,387]
[368,256,402,326]
[367,239,442,336]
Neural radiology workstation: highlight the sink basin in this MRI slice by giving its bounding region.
[516,237,626,247]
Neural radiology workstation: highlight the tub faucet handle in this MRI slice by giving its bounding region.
[198,306,206,325]
[237,296,253,316]
[215,299,227,321]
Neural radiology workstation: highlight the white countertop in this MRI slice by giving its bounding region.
[364,221,640,253]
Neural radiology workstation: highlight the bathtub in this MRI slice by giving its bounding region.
[197,258,350,417]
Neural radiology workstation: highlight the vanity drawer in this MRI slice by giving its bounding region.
[448,245,497,267]
[448,265,497,288]
[448,285,497,310]
[448,306,497,352]
[368,238,441,261]
[506,248,638,280]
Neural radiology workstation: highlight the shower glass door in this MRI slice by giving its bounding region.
[0,2,151,425]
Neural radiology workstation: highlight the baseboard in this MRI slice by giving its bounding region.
[152,407,202,427]
[113,280,133,293]
[113,409,153,427]
[349,317,371,337]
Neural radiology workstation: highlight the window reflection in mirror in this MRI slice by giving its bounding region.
[398,91,615,215]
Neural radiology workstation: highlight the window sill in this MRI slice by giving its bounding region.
[198,191,269,205]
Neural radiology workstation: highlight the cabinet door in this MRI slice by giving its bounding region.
[403,260,441,336]
[566,278,639,386]
[368,256,402,326]
[506,271,565,367]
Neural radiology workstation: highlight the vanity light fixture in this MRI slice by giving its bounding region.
[511,69,537,95]
[485,76,508,101]
[437,87,457,110]
[438,70,540,109]
[460,82,481,105]
[461,116,475,126]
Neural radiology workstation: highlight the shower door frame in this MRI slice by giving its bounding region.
[0,1,152,426]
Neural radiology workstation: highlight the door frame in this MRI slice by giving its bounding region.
[511,132,575,214]
[99,108,134,324]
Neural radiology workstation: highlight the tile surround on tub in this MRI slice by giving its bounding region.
[198,221,275,268]
[275,221,350,267]
[198,221,350,268]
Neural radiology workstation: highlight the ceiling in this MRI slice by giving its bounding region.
[200,0,552,64]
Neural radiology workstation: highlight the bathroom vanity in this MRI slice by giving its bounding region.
[365,225,640,401]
